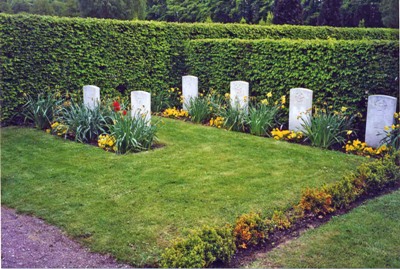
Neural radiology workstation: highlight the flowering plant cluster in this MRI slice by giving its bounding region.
[48,121,68,137]
[162,107,189,118]
[98,134,117,152]
[209,116,224,128]
[345,139,389,158]
[23,93,157,154]
[271,128,303,142]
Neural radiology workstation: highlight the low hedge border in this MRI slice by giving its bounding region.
[160,151,400,268]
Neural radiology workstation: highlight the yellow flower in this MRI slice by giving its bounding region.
[281,95,286,104]
[394,112,399,119]
[46,129,51,133]
[347,130,353,135]
[384,126,390,131]
[261,99,269,105]
[267,92,272,98]
[392,124,395,129]
[341,106,347,112]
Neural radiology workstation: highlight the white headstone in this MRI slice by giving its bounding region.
[83,85,100,109]
[365,95,397,148]
[230,81,249,111]
[289,88,313,132]
[182,75,198,111]
[131,91,151,124]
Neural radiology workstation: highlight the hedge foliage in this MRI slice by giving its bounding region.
[1,13,398,122]
[186,38,399,131]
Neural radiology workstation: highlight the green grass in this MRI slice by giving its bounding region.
[248,190,400,268]
[1,117,363,266]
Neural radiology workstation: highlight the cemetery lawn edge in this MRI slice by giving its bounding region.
[1,117,364,266]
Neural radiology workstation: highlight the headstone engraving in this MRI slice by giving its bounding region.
[131,91,151,124]
[182,75,198,111]
[365,95,397,148]
[83,85,100,109]
[289,88,313,132]
[230,81,249,112]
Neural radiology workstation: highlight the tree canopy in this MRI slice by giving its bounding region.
[0,0,398,27]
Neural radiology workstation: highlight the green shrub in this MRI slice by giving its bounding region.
[108,111,157,154]
[325,175,364,209]
[60,102,109,143]
[301,111,354,149]
[246,103,279,136]
[357,153,400,193]
[160,225,236,268]
[233,212,269,249]
[298,187,335,215]
[1,13,398,123]
[22,92,61,130]
[326,151,400,209]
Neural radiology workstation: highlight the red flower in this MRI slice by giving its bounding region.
[122,110,127,116]
[113,101,121,112]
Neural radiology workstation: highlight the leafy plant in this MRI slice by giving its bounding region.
[59,102,109,143]
[325,175,364,209]
[246,103,279,136]
[299,187,335,215]
[218,102,247,132]
[160,225,236,268]
[301,111,354,149]
[108,111,157,154]
[233,212,269,249]
[151,88,182,113]
[187,97,213,124]
[269,210,291,230]
[380,112,400,152]
[22,92,61,130]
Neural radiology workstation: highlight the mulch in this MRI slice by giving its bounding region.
[1,206,131,268]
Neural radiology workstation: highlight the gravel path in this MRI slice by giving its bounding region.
[1,206,131,268]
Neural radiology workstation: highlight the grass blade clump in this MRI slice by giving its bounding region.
[60,102,109,143]
[246,103,279,136]
[22,92,61,130]
[108,112,157,154]
[301,111,354,149]
[187,97,212,124]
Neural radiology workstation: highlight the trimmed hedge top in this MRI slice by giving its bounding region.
[1,13,399,41]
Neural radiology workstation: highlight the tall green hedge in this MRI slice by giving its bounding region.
[185,38,399,133]
[0,13,398,123]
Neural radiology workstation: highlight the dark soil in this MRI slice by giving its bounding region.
[1,206,131,268]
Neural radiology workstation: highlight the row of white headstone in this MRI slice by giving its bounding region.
[83,75,398,148]
[181,76,398,148]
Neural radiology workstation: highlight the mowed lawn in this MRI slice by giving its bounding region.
[248,190,400,268]
[1,117,363,266]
